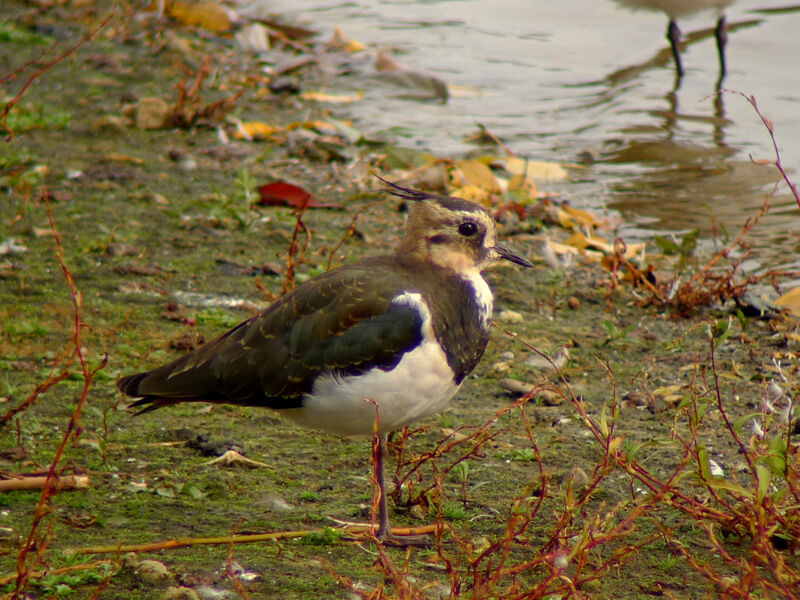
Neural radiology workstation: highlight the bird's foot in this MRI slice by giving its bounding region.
[376,527,435,547]
[332,519,438,546]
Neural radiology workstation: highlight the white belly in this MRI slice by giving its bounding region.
[286,337,459,436]
[612,0,733,18]
[281,291,460,436]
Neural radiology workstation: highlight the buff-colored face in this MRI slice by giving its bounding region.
[419,205,497,273]
[400,196,531,273]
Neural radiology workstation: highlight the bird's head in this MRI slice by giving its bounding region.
[379,177,534,274]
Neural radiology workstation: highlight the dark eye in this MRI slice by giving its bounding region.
[458,221,478,237]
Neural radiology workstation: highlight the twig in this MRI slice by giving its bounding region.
[326,203,371,272]
[0,474,90,492]
[68,525,433,556]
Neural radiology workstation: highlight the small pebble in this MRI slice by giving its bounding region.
[497,309,523,323]
[489,361,511,377]
[162,588,201,600]
[136,97,170,130]
[498,351,515,361]
[137,559,170,584]
[178,158,198,171]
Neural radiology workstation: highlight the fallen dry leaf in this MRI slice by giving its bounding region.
[775,287,800,317]
[329,25,365,52]
[450,183,491,206]
[454,159,501,194]
[561,205,599,228]
[503,157,569,182]
[257,181,342,209]
[300,90,364,103]
[168,0,235,32]
[233,121,279,141]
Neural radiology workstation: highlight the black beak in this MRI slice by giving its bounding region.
[493,245,534,268]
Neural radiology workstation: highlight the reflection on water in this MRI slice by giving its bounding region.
[254,0,800,273]
[585,14,795,271]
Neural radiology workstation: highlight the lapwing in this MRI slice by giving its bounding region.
[611,0,736,76]
[117,177,534,544]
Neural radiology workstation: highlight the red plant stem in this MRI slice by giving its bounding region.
[709,334,753,472]
[727,90,800,209]
[282,203,310,293]
[12,193,107,598]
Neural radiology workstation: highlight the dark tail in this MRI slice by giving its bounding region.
[117,372,148,397]
[117,372,164,415]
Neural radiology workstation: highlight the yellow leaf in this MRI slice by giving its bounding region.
[299,90,364,103]
[598,402,609,436]
[346,39,365,52]
[234,121,278,140]
[507,174,537,196]
[450,184,491,206]
[562,205,598,228]
[565,232,644,259]
[503,157,569,181]
[168,1,234,32]
[565,231,588,249]
[775,287,800,317]
[557,208,574,229]
[608,436,624,453]
[455,159,501,194]
[547,240,580,256]
[653,385,682,397]
[582,235,613,254]
[309,120,338,136]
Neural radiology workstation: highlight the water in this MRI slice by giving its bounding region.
[248,0,800,276]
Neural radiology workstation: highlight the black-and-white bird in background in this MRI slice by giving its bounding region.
[611,0,736,76]
[117,177,534,543]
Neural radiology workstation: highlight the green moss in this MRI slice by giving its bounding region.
[0,20,52,44]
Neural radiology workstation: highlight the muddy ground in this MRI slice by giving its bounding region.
[1,2,798,599]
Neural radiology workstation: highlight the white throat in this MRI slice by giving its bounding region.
[464,269,493,328]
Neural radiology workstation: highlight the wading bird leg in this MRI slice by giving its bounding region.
[667,19,684,77]
[715,15,728,77]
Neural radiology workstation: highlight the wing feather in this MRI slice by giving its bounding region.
[118,261,424,412]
